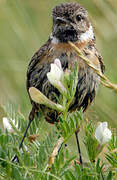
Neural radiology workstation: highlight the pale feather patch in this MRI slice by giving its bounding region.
[51,34,59,44]
[79,25,94,42]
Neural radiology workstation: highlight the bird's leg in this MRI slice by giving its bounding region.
[11,107,36,162]
[75,128,83,165]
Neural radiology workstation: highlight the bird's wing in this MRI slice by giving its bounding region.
[85,42,105,74]
[26,39,51,91]
[94,44,105,74]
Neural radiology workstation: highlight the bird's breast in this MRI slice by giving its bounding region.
[48,42,100,111]
[29,41,100,122]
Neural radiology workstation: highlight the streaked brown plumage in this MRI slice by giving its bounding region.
[12,2,105,162]
[26,3,105,123]
[27,40,104,123]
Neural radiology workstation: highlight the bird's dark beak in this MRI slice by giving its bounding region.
[56,17,68,24]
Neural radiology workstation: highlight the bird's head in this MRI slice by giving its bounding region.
[51,3,95,43]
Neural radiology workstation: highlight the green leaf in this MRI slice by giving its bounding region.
[106,171,113,180]
[64,173,72,180]
[106,153,117,168]
[75,163,81,176]
[67,170,76,180]
[11,167,23,180]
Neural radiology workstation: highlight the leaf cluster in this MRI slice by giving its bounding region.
[106,135,117,170]
[0,61,117,180]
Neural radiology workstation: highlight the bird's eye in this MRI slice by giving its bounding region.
[76,14,83,22]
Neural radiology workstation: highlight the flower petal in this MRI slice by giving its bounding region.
[102,128,112,144]
[47,63,63,85]
[95,122,112,145]
[54,58,62,69]
[3,117,12,132]
[101,122,108,131]
[95,123,103,144]
[3,117,18,132]
[47,60,67,94]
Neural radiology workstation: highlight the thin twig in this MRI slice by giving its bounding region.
[69,41,117,93]
[48,137,64,166]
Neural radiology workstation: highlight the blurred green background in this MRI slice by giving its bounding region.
[0,0,117,126]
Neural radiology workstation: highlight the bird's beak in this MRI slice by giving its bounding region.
[56,17,68,24]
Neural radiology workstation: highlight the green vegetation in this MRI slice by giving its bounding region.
[0,0,117,125]
[0,63,117,179]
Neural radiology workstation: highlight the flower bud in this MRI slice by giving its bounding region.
[95,122,112,145]
[47,58,66,93]
[3,117,18,132]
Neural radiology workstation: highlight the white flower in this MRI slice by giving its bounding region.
[95,122,112,145]
[3,117,18,132]
[47,58,66,93]
[47,58,63,83]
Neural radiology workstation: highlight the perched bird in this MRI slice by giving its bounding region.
[12,2,105,162]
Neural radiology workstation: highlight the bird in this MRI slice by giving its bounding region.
[12,2,105,163]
